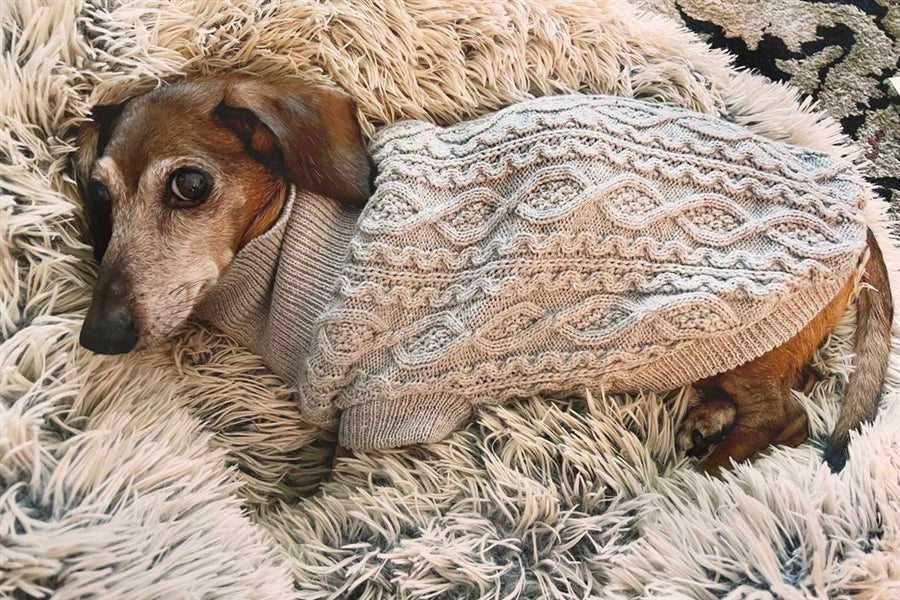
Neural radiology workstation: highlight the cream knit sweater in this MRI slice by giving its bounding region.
[196,95,868,450]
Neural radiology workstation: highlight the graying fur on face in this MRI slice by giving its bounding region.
[93,156,236,347]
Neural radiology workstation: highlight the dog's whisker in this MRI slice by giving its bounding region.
[168,278,212,297]
[158,298,202,312]
[156,293,208,312]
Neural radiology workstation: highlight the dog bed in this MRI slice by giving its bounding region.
[2,1,898,598]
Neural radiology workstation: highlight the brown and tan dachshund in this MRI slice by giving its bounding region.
[74,77,893,474]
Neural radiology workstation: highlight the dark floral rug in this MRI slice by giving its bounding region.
[652,0,899,221]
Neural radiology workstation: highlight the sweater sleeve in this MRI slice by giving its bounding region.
[339,394,472,450]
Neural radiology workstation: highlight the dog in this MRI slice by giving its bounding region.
[74,77,893,474]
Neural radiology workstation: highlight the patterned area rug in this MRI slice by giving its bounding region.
[651,0,899,225]
[2,1,898,599]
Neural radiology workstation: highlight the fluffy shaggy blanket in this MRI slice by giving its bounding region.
[2,1,899,598]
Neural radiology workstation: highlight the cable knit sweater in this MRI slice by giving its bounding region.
[196,94,868,450]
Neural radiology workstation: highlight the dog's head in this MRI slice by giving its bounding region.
[75,78,371,354]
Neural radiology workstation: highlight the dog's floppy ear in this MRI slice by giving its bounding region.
[216,79,372,208]
[74,104,123,262]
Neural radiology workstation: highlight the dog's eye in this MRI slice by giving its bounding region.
[88,181,111,204]
[169,168,210,206]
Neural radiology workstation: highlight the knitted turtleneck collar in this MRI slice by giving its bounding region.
[195,186,360,382]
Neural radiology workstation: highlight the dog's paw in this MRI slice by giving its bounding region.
[797,364,822,395]
[678,399,737,457]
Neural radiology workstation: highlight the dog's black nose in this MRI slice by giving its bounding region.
[80,272,140,355]
[80,305,139,354]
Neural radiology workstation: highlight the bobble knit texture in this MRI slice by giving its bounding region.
[197,95,868,450]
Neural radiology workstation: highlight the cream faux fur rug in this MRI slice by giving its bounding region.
[2,1,899,598]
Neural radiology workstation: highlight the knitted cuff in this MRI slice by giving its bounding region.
[338,395,472,450]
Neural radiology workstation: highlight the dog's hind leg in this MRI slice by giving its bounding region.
[695,275,857,475]
[696,379,807,476]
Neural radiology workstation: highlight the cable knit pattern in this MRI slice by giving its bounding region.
[197,95,869,450]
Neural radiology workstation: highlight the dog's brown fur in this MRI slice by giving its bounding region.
[74,77,894,473]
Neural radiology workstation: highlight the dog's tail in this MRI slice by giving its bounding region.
[823,229,893,471]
